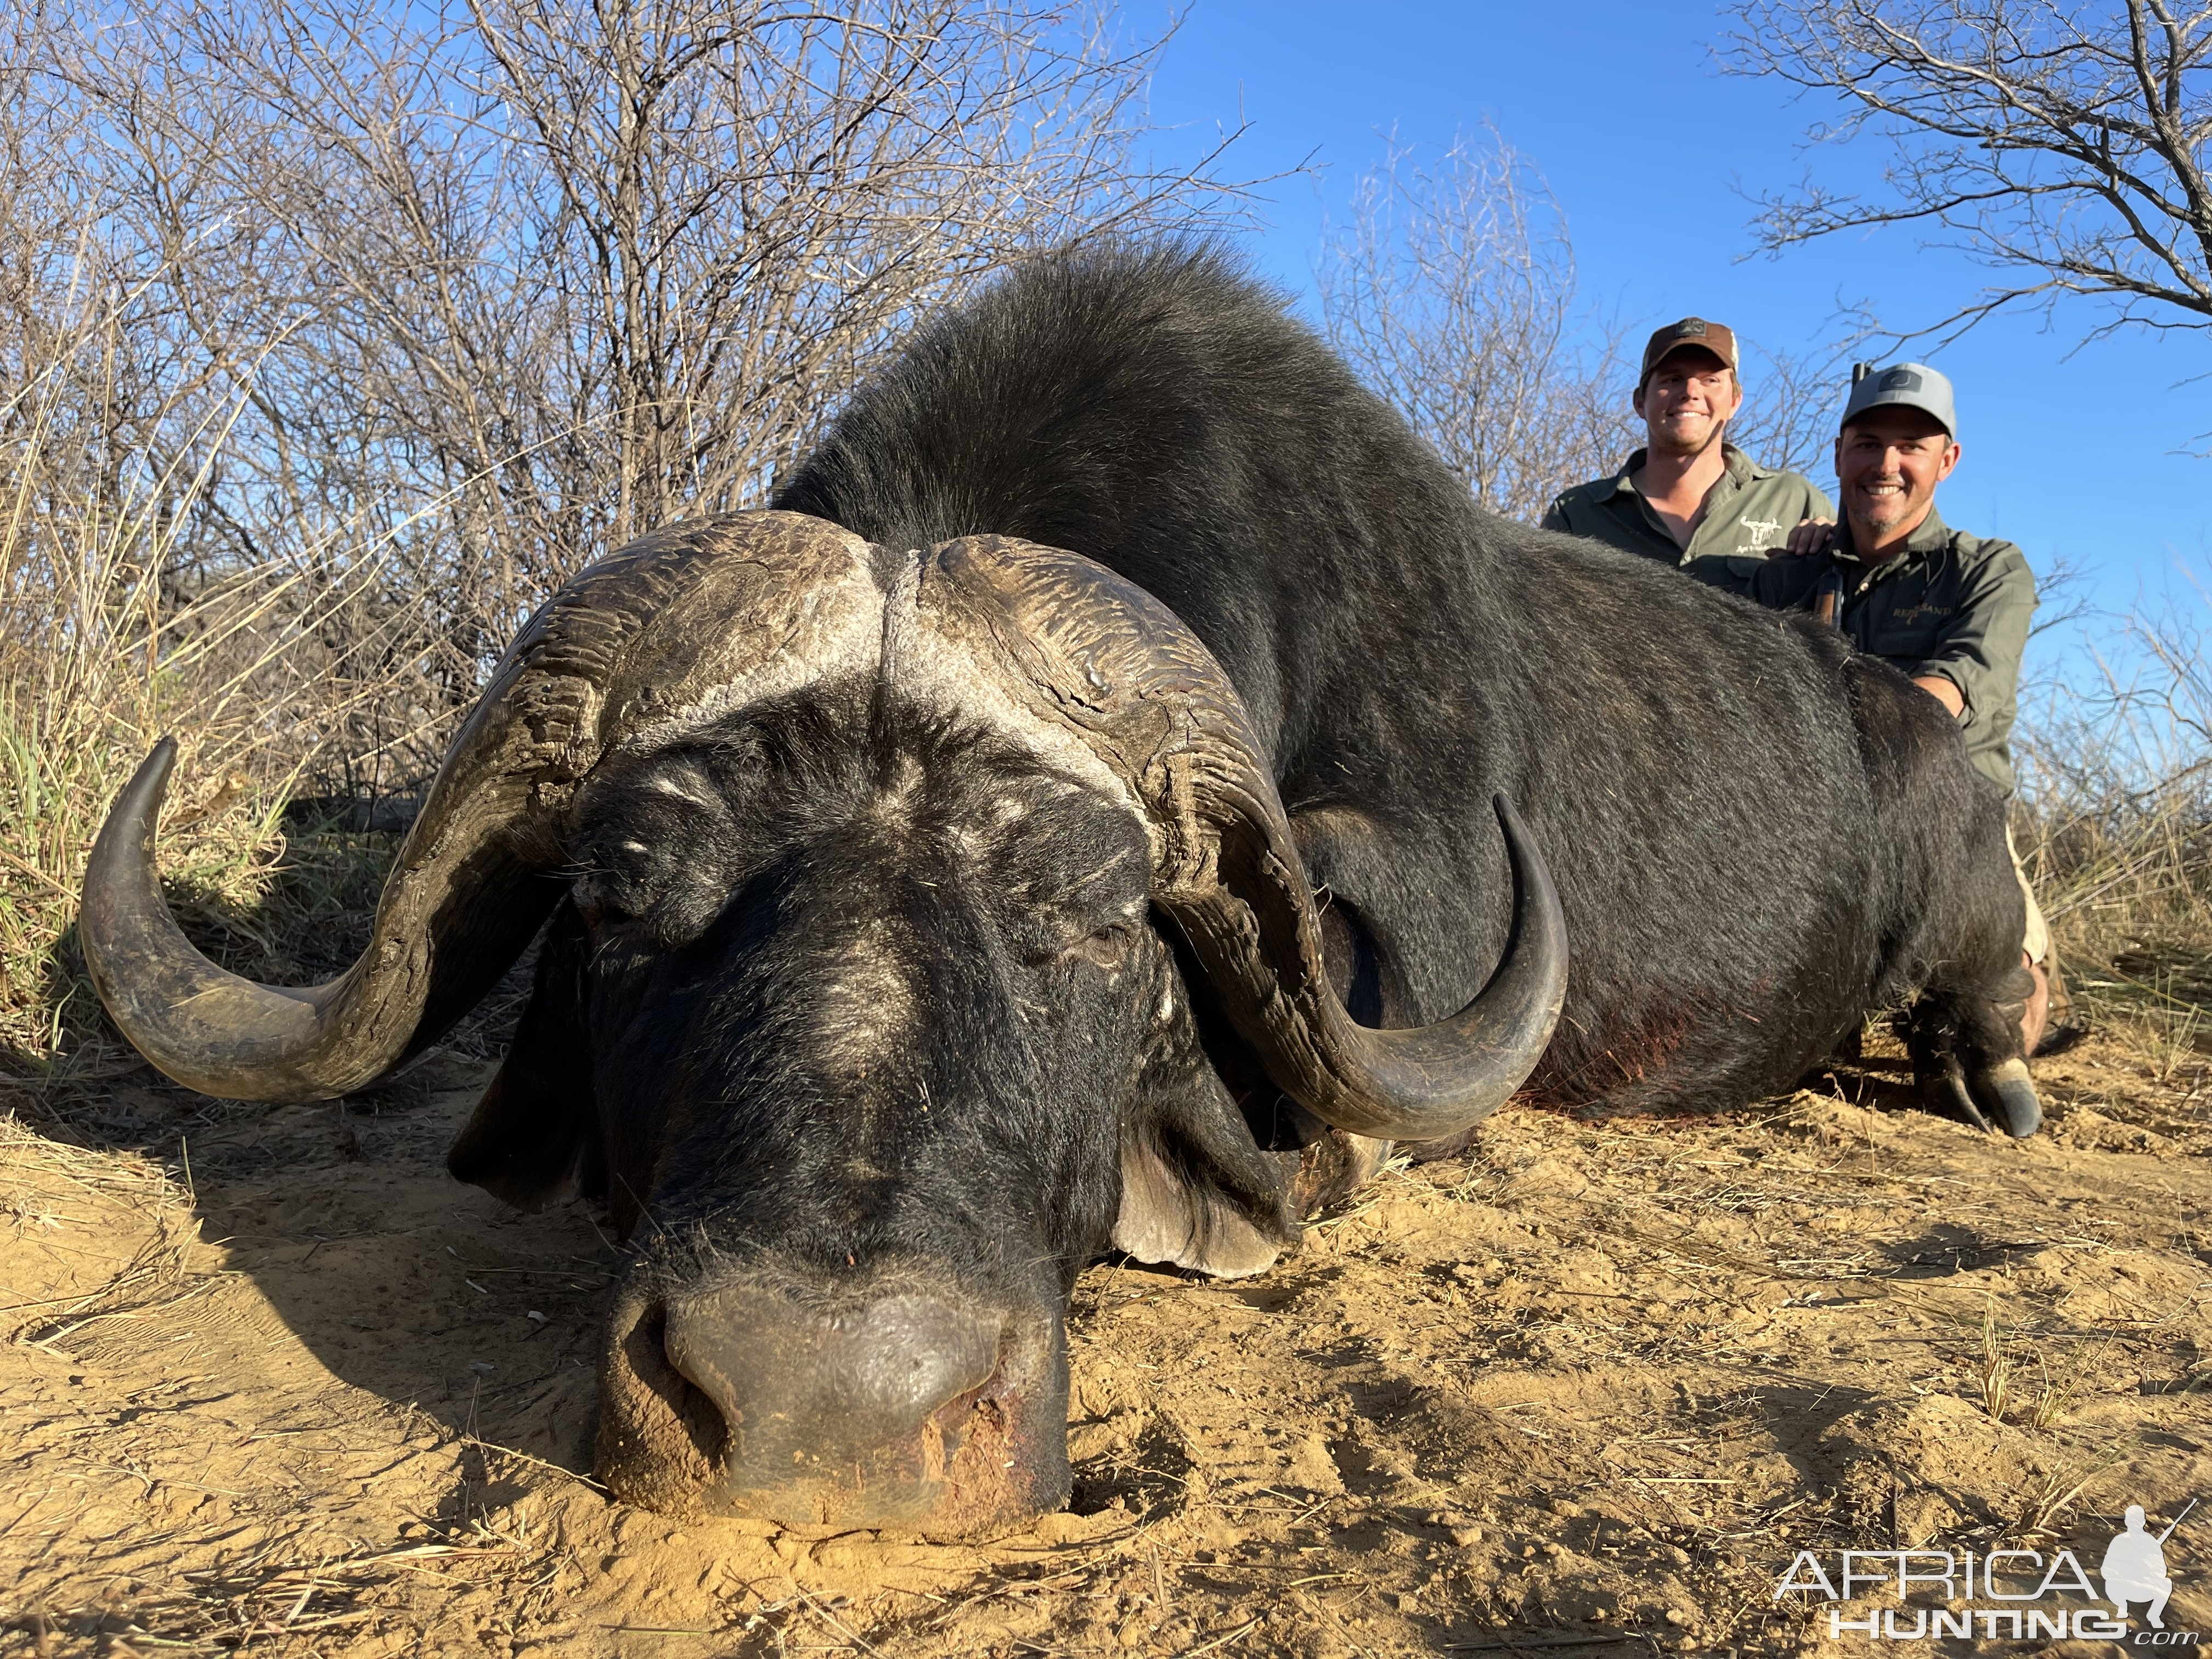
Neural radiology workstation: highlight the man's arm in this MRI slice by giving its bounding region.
[1899,542,2035,726]
[1539,495,1572,534]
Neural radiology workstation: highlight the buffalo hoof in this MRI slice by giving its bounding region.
[1919,1053,2042,1139]
[1970,1056,2042,1139]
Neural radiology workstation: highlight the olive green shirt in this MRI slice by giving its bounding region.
[1690,508,2036,797]
[1542,444,1835,566]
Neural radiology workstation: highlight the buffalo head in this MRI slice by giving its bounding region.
[80,512,1565,1537]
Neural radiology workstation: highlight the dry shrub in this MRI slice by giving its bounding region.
[1316,130,1638,524]
[1316,128,1862,523]
[0,0,1240,1089]
[0,252,405,1080]
[2015,579,2212,1041]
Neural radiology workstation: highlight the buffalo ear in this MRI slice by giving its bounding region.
[1111,986,1297,1279]
[448,898,602,1211]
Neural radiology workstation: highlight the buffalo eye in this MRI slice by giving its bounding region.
[572,831,729,947]
[1062,922,1138,970]
[572,838,659,924]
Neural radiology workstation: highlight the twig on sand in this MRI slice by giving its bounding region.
[457,1431,608,1492]
[791,1581,884,1656]
[1184,1615,1263,1656]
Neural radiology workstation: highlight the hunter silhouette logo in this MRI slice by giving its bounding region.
[1770,1498,2197,1642]
[2107,1501,2190,1629]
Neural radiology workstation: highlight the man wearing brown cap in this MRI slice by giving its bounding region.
[1542,318,1831,565]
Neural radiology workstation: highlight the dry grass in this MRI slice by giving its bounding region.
[2015,582,2212,1068]
[0,258,419,1090]
[0,1114,212,1365]
[0,0,1246,1114]
[1953,1301,2104,1435]
[1973,1296,2015,1423]
[2024,1336,2107,1431]
[15,1535,547,1655]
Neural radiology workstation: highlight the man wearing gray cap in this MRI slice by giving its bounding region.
[1696,361,2070,1053]
[1543,317,1832,565]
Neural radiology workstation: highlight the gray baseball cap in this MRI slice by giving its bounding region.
[1841,362,1957,438]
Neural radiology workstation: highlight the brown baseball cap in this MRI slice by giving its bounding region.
[1640,317,1738,385]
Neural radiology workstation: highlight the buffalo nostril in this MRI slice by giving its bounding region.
[595,1295,729,1509]
[661,1288,1001,1484]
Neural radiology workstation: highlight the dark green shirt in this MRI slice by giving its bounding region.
[1690,508,2036,797]
[1542,444,1835,566]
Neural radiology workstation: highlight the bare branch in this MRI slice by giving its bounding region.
[2,0,1252,792]
[1316,131,1635,524]
[1725,0,2212,346]
[1317,130,1854,519]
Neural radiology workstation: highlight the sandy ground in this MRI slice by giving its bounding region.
[3,1023,2208,1658]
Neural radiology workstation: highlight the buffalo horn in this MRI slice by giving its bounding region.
[80,513,880,1101]
[915,535,1568,1143]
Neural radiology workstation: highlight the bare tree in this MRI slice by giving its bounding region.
[6,0,1242,789]
[459,0,1226,538]
[1317,131,1852,519]
[1726,0,2212,345]
[1724,334,1863,481]
[1317,133,1635,524]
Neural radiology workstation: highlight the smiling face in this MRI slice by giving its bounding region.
[462,684,1297,1533]
[1834,405,1961,556]
[1633,346,1743,460]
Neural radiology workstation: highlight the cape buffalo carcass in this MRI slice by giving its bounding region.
[80,245,2038,1541]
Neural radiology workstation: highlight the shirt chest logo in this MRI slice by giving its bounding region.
[1739,516,1781,539]
[1891,600,1953,623]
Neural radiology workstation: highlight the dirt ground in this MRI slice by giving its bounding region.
[3,1013,2209,1658]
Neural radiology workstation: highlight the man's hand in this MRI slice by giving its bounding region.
[1912,674,1965,719]
[1784,516,1836,557]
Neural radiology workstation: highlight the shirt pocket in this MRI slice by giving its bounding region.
[1687,554,1773,599]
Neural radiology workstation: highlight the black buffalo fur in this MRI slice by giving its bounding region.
[454,244,2028,1443]
[772,244,2028,1110]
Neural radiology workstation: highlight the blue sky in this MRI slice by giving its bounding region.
[1138,0,2209,678]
